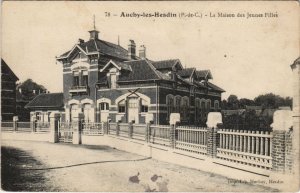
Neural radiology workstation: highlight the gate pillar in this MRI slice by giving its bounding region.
[49,113,60,143]
[73,113,84,145]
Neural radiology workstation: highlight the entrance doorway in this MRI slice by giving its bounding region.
[127,97,139,123]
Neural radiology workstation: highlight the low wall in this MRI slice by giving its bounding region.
[2,131,50,142]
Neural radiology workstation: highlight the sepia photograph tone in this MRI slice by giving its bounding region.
[1,1,299,192]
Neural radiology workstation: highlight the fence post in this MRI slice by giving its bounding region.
[206,112,222,158]
[169,113,180,149]
[116,121,120,136]
[128,121,133,138]
[271,110,293,173]
[13,116,18,132]
[169,124,176,148]
[145,113,154,143]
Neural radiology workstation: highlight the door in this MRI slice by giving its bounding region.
[127,97,139,123]
[70,104,79,122]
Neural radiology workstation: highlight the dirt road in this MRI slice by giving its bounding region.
[1,140,277,192]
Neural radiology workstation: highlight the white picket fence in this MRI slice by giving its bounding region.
[217,129,273,169]
[176,126,208,155]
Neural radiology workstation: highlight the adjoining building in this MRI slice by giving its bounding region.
[25,93,64,125]
[1,59,19,121]
[52,27,225,125]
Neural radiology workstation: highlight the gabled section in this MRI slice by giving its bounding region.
[195,70,213,80]
[100,60,132,72]
[152,59,183,72]
[1,59,19,81]
[177,68,196,80]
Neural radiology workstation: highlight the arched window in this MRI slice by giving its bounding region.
[206,99,211,111]
[181,97,189,121]
[70,104,79,122]
[195,98,201,123]
[166,95,174,119]
[118,99,126,113]
[175,96,181,113]
[214,100,219,110]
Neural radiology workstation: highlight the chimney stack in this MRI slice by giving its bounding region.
[128,40,136,59]
[139,45,146,59]
[78,39,85,44]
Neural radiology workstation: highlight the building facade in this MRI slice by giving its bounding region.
[1,59,19,121]
[56,28,225,125]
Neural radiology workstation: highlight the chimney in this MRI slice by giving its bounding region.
[89,30,99,40]
[78,39,85,44]
[128,40,136,59]
[139,45,146,59]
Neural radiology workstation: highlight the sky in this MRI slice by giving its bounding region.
[2,1,299,100]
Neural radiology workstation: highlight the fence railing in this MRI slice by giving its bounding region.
[82,122,103,135]
[175,126,208,155]
[1,122,14,132]
[108,122,117,135]
[217,129,272,169]
[132,124,147,141]
[119,123,129,137]
[149,125,170,146]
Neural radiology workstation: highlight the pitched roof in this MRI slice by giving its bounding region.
[25,93,64,109]
[59,39,130,60]
[177,68,195,78]
[118,60,162,82]
[1,59,19,81]
[195,70,213,79]
[207,82,225,92]
[152,59,182,70]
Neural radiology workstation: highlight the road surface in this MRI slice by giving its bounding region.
[1,140,277,192]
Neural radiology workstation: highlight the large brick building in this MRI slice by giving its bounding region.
[1,59,19,121]
[55,27,225,125]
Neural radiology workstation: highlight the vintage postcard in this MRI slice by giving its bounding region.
[1,1,299,192]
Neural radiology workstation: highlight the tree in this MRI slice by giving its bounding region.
[16,79,47,102]
[227,95,239,110]
[239,98,255,109]
[254,93,292,109]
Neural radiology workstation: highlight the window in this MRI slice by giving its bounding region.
[141,99,148,113]
[181,97,189,121]
[118,100,125,113]
[166,95,174,119]
[73,71,79,86]
[195,98,201,123]
[100,102,109,111]
[141,105,148,112]
[214,100,219,110]
[82,71,88,86]
[206,100,211,111]
[83,103,92,122]
[175,96,181,113]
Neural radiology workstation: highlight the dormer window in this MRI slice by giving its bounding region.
[109,67,118,89]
